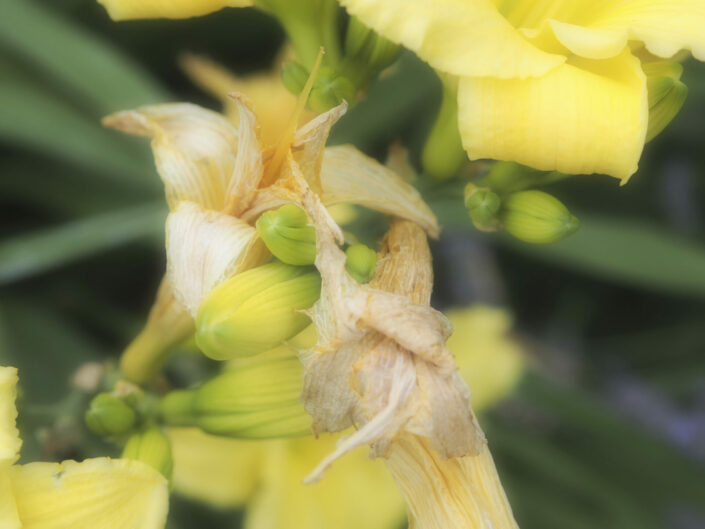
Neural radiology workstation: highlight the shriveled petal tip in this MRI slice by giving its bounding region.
[458,48,648,181]
[10,458,168,529]
[339,0,563,79]
[166,201,269,318]
[104,102,262,213]
[97,0,252,21]
[0,366,21,464]
[320,146,439,237]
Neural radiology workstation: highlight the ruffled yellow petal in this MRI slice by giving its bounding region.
[167,428,263,508]
[97,0,252,21]
[447,307,524,412]
[245,435,405,529]
[9,458,168,529]
[166,201,269,318]
[338,0,564,79]
[458,48,648,180]
[103,102,262,214]
[0,366,21,464]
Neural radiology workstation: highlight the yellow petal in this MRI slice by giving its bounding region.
[167,428,263,508]
[0,470,21,529]
[97,0,252,21]
[9,458,168,529]
[338,0,563,78]
[446,307,524,412]
[458,48,648,180]
[0,366,21,464]
[181,53,315,147]
[319,145,440,237]
[103,102,262,214]
[166,201,269,318]
[245,435,405,529]
[386,434,518,529]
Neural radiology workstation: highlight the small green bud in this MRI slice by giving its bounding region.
[190,348,310,439]
[122,427,173,482]
[422,85,466,180]
[309,66,356,112]
[464,183,501,232]
[500,190,579,244]
[281,62,310,96]
[256,204,317,266]
[84,393,136,436]
[345,244,377,283]
[196,262,321,360]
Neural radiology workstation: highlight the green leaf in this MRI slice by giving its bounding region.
[0,75,158,190]
[0,0,169,114]
[0,202,166,285]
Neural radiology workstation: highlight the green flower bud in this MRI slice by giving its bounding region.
[188,347,310,439]
[122,427,173,482]
[256,204,317,266]
[644,62,688,142]
[84,393,136,437]
[422,84,466,181]
[345,244,377,283]
[196,262,321,360]
[344,17,400,78]
[159,390,196,427]
[309,66,356,112]
[281,62,310,96]
[344,16,372,58]
[500,190,579,244]
[464,183,501,232]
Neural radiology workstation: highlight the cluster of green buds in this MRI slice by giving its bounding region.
[280,12,400,112]
[84,386,174,481]
[160,346,310,439]
[464,173,580,244]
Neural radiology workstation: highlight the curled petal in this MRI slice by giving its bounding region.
[338,0,563,79]
[166,201,269,318]
[103,102,261,213]
[9,458,168,529]
[320,146,440,237]
[97,0,252,21]
[0,366,21,464]
[458,48,648,181]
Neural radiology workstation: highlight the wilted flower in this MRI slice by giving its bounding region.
[0,366,168,528]
[339,0,705,181]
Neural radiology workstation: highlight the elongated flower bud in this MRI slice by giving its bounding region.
[422,83,466,181]
[190,347,310,439]
[345,244,378,283]
[159,390,196,427]
[345,17,401,78]
[464,183,501,232]
[644,62,688,142]
[85,393,136,436]
[123,427,174,482]
[196,262,321,360]
[500,190,579,244]
[256,204,316,265]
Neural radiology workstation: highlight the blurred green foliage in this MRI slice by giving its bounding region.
[0,1,704,529]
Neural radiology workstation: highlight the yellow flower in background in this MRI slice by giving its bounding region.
[0,366,168,529]
[97,0,252,20]
[339,0,705,181]
[167,306,524,529]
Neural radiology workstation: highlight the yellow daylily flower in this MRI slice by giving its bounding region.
[339,0,705,181]
[104,60,438,382]
[168,305,523,529]
[97,0,252,21]
[0,366,168,529]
